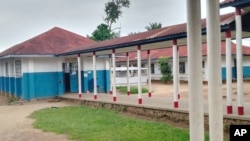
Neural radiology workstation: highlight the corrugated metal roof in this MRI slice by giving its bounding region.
[60,12,237,56]
[116,41,250,62]
[0,27,95,57]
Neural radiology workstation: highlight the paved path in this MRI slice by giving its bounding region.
[61,93,250,119]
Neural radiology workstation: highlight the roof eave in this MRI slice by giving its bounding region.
[0,54,56,59]
[220,0,250,8]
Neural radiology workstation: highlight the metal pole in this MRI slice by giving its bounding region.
[235,7,244,115]
[226,30,233,114]
[173,39,178,108]
[207,0,223,140]
[126,52,130,96]
[112,49,117,101]
[137,45,142,104]
[187,0,204,141]
[77,54,82,98]
[93,52,97,99]
[147,50,152,97]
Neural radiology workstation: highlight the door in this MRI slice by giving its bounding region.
[70,62,78,93]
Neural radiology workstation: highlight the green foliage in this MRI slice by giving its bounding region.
[116,86,148,94]
[158,56,172,83]
[30,106,208,141]
[89,23,115,41]
[145,22,162,31]
[104,0,130,30]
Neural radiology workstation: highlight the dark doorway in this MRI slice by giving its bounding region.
[63,63,71,93]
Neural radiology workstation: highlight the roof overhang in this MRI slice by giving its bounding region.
[220,0,250,11]
[0,54,56,59]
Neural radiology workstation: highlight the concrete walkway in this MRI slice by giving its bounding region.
[61,93,250,119]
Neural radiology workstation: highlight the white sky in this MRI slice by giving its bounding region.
[1,0,248,52]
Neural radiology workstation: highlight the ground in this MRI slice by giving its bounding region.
[0,81,249,140]
[0,97,73,141]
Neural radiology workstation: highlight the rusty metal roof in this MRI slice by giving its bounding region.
[60,12,238,56]
[116,41,250,62]
[0,27,95,57]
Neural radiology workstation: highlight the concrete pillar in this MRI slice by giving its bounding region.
[126,52,130,96]
[235,7,244,115]
[206,0,223,141]
[112,49,117,101]
[109,55,113,95]
[77,54,82,98]
[93,52,97,99]
[226,30,233,114]
[147,50,152,97]
[137,45,142,104]
[187,0,204,141]
[173,39,179,108]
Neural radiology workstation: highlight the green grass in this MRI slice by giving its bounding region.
[116,86,148,94]
[30,106,209,141]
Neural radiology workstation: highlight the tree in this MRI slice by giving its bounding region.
[89,0,130,41]
[104,0,130,30]
[145,22,162,31]
[157,56,172,83]
[88,23,115,41]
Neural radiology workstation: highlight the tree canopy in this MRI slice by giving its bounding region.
[89,0,130,41]
[145,22,162,31]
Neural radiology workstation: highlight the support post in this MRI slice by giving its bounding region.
[147,50,152,97]
[226,30,233,114]
[126,52,130,96]
[93,52,97,99]
[109,55,113,95]
[112,49,117,101]
[137,45,142,104]
[173,39,179,108]
[207,0,223,141]
[235,8,244,115]
[77,54,82,98]
[187,0,204,141]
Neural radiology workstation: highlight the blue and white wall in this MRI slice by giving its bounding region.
[20,57,64,100]
[81,56,110,93]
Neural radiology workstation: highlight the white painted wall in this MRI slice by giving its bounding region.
[82,56,109,71]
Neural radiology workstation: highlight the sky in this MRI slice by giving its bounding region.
[0,0,248,52]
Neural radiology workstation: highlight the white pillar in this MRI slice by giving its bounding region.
[236,8,244,115]
[173,39,178,108]
[112,49,117,101]
[206,0,223,141]
[109,55,113,95]
[187,0,204,141]
[93,52,97,99]
[226,30,233,114]
[126,52,131,96]
[77,54,82,98]
[147,50,152,97]
[137,45,142,104]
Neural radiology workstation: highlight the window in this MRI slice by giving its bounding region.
[151,64,155,74]
[202,61,205,68]
[15,60,22,77]
[5,62,9,76]
[179,62,185,74]
[71,62,78,74]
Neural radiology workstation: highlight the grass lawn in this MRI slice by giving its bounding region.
[116,86,148,94]
[30,106,224,141]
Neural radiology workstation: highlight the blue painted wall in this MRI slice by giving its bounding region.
[221,66,250,80]
[22,72,64,100]
[81,70,110,93]
[70,72,78,93]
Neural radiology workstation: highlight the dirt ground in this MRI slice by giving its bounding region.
[0,97,74,141]
[0,81,249,141]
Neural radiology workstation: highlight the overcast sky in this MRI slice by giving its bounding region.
[0,0,243,52]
